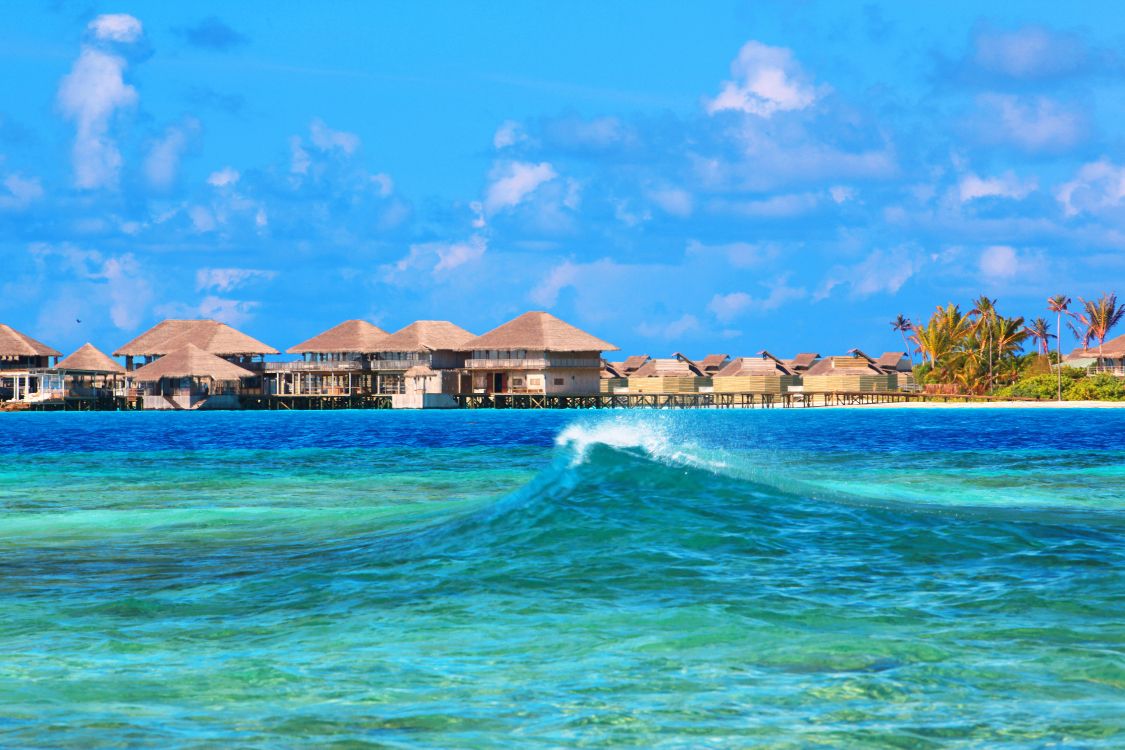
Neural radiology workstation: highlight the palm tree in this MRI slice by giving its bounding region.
[969,296,998,386]
[1047,294,1070,401]
[890,314,913,362]
[1024,317,1054,356]
[1070,293,1125,367]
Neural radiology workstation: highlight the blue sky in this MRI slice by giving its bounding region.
[2,1,1124,358]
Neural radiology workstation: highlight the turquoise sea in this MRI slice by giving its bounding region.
[0,409,1123,748]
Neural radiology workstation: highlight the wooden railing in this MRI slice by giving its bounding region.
[464,357,600,369]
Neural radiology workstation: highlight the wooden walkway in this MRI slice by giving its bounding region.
[454,392,924,409]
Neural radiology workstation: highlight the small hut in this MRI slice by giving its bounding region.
[712,351,800,394]
[0,323,61,402]
[802,350,896,393]
[55,343,126,401]
[625,356,707,394]
[462,311,617,395]
[130,343,254,410]
[873,351,914,390]
[1065,333,1125,375]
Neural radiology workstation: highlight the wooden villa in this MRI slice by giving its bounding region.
[622,355,706,394]
[1065,334,1125,376]
[52,343,126,405]
[275,319,390,397]
[873,351,915,390]
[130,343,255,410]
[712,350,800,395]
[0,323,61,404]
[369,320,475,407]
[462,311,617,395]
[802,350,896,393]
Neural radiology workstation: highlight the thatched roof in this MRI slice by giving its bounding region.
[404,364,437,378]
[717,355,795,377]
[1069,333,1125,359]
[0,324,61,357]
[130,344,255,382]
[115,319,278,357]
[618,355,650,374]
[805,355,883,376]
[787,352,820,370]
[56,343,124,373]
[875,351,910,371]
[631,358,700,377]
[464,311,618,352]
[287,319,388,354]
[370,320,474,352]
[697,353,730,374]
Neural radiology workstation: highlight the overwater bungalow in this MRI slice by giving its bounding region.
[368,320,476,406]
[0,323,61,404]
[873,351,915,390]
[275,319,390,396]
[130,343,255,410]
[52,343,126,404]
[802,350,896,393]
[695,353,731,376]
[785,352,821,373]
[624,355,707,394]
[1065,334,1125,376]
[115,319,279,370]
[712,350,800,395]
[462,311,617,395]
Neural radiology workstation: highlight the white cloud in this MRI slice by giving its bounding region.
[685,240,777,269]
[88,14,143,43]
[973,94,1084,153]
[96,254,152,329]
[144,120,200,190]
[484,161,557,213]
[979,245,1019,279]
[309,118,360,155]
[195,268,277,293]
[289,136,310,175]
[647,186,693,217]
[712,192,821,218]
[493,120,525,149]
[1056,160,1125,217]
[0,174,44,210]
[384,235,488,281]
[207,167,241,187]
[370,172,393,197]
[530,261,582,307]
[829,185,855,204]
[28,244,152,331]
[198,295,258,327]
[57,48,139,189]
[637,314,700,341]
[958,171,1037,202]
[189,205,216,232]
[972,26,1086,79]
[707,41,822,117]
[708,279,807,322]
[816,247,918,301]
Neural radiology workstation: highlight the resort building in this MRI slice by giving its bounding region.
[462,311,617,395]
[785,352,821,373]
[130,343,255,410]
[275,319,390,396]
[368,320,476,407]
[712,351,800,395]
[1066,334,1125,376]
[52,343,126,404]
[802,350,896,393]
[695,353,731,376]
[114,319,279,370]
[873,351,915,390]
[624,355,707,394]
[0,323,61,404]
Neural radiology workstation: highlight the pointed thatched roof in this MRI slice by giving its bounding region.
[370,320,474,352]
[875,351,910,371]
[787,352,820,370]
[56,343,125,373]
[805,355,884,376]
[717,355,795,377]
[115,320,278,357]
[287,319,389,354]
[464,311,618,352]
[0,324,61,357]
[617,355,650,374]
[130,344,255,382]
[631,358,700,377]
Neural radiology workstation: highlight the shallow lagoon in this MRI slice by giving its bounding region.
[1,409,1123,748]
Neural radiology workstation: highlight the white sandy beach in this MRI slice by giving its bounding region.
[847,400,1125,409]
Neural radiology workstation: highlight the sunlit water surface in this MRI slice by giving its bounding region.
[0,409,1123,748]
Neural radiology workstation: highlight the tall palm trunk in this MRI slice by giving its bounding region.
[1056,310,1063,401]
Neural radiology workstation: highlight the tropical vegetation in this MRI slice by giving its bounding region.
[893,291,1125,399]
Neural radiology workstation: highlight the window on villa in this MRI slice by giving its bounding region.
[553,378,564,386]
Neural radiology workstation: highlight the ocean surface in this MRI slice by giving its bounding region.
[0,408,1122,748]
